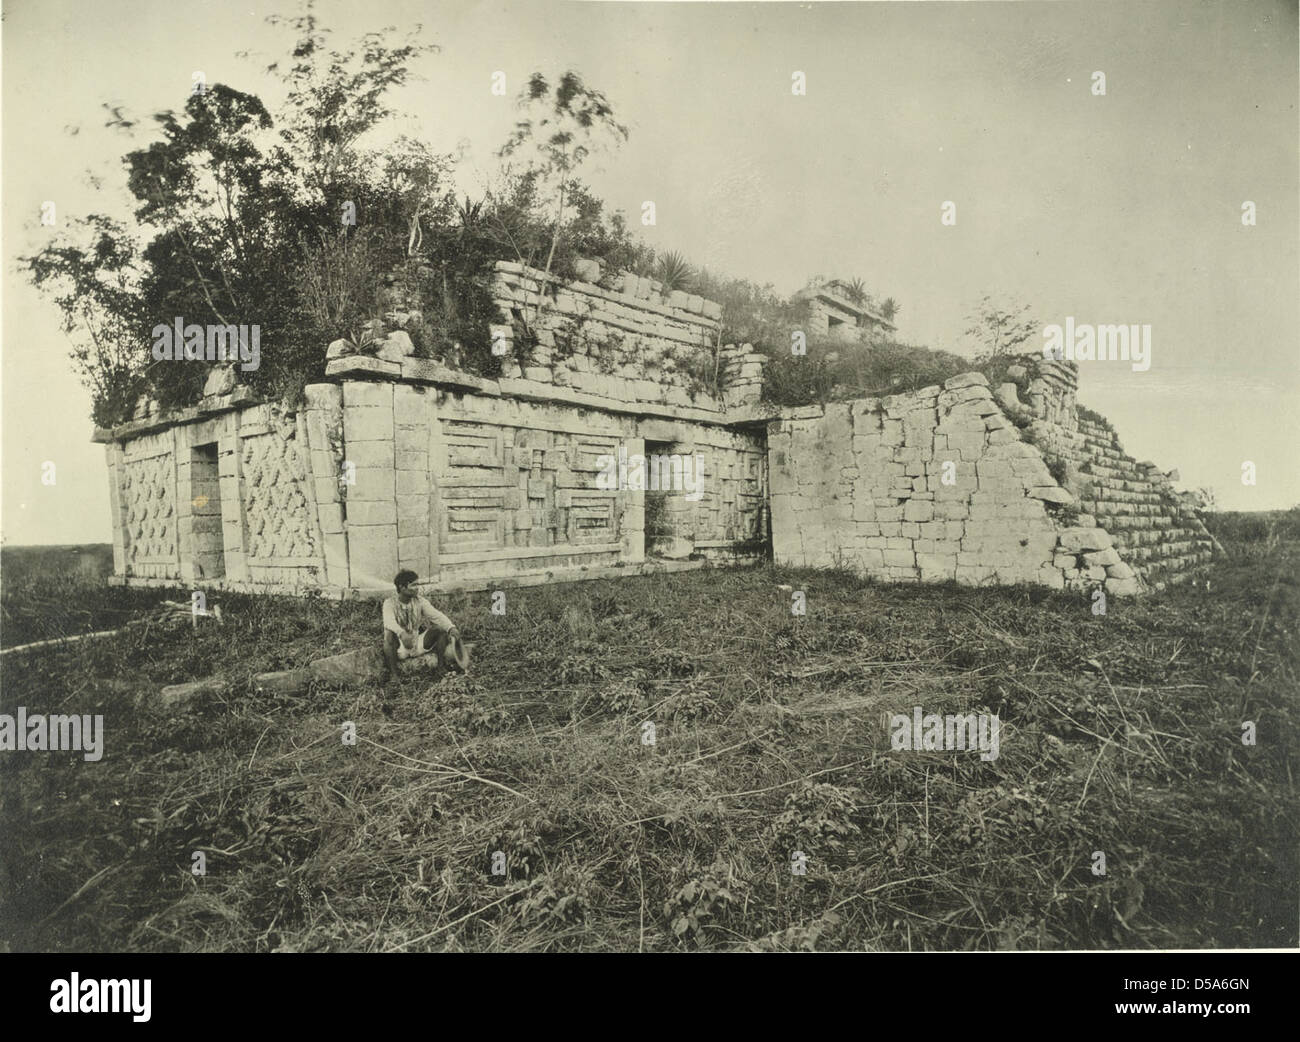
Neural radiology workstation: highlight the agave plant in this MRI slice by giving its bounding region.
[343,319,383,353]
[656,251,696,295]
[454,195,486,238]
[879,297,899,322]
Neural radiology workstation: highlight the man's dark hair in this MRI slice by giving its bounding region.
[394,569,419,588]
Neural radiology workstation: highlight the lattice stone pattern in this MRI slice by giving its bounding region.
[241,432,319,560]
[123,454,176,562]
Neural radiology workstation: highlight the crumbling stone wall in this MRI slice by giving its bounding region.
[770,361,1212,595]
[717,344,766,410]
[994,356,1215,590]
[769,374,1068,588]
[489,261,725,409]
[797,286,896,344]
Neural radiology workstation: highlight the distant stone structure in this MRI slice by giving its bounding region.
[794,281,896,344]
[94,263,1210,598]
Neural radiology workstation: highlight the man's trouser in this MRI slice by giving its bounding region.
[383,625,458,679]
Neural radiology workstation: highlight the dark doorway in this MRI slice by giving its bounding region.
[642,440,670,558]
[643,439,695,559]
[190,443,225,579]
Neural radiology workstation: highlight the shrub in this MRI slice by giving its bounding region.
[761,336,974,407]
[771,781,861,854]
[663,861,748,947]
[1077,404,1114,431]
[296,227,388,345]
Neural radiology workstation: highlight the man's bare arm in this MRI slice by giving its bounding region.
[417,597,456,634]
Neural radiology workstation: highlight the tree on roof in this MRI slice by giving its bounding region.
[963,293,1040,360]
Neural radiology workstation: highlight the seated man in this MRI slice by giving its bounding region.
[381,569,466,683]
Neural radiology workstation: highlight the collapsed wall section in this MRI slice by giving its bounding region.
[768,374,1076,588]
[768,359,1214,596]
[488,261,725,410]
[992,356,1215,590]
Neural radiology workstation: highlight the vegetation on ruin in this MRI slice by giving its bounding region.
[1,516,1295,951]
[1077,404,1116,432]
[21,6,1033,425]
[21,15,649,426]
[759,338,978,406]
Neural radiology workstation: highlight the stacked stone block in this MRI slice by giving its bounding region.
[394,385,436,579]
[1071,418,1214,590]
[997,355,1214,591]
[718,343,767,409]
[769,373,1073,588]
[337,381,398,589]
[303,384,350,588]
[489,261,725,411]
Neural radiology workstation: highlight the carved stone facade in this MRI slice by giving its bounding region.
[120,432,177,577]
[97,363,770,596]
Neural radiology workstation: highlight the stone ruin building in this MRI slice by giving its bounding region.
[794,281,897,345]
[95,260,1214,599]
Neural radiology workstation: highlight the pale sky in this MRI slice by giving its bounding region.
[3,0,1297,545]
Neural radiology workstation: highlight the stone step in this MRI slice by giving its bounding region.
[1123,542,1210,563]
[1080,455,1161,474]
[1112,528,1212,547]
[1090,502,1183,517]
[1086,510,1181,525]
[1138,552,1214,581]
[1093,495,1175,510]
[1110,537,1211,558]
[1083,510,1193,528]
[1081,466,1165,488]
[1041,405,1213,588]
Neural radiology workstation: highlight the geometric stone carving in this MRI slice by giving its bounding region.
[240,432,318,560]
[123,453,176,562]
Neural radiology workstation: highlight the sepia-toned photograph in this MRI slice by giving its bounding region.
[1,0,1295,971]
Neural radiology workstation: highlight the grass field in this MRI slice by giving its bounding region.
[1,518,1296,952]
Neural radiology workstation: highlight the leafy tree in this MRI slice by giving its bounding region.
[23,12,439,421]
[22,215,148,427]
[497,71,628,310]
[963,293,1040,360]
[259,6,435,205]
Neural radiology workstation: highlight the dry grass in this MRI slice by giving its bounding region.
[1,536,1296,952]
